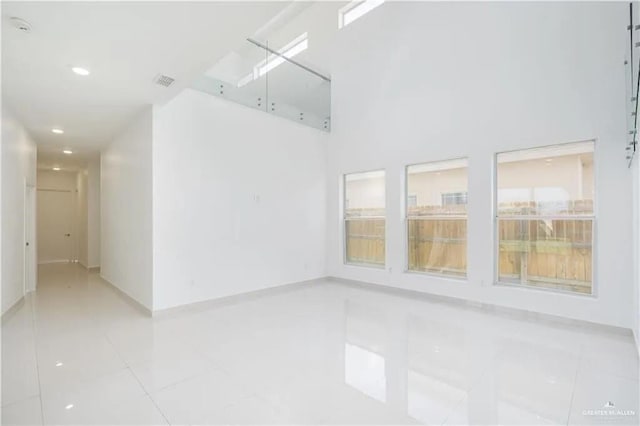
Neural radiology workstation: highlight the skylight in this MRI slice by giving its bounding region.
[339,0,385,29]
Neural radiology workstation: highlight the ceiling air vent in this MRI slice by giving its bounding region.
[153,74,175,87]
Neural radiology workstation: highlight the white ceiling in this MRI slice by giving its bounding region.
[37,147,97,173]
[1,1,290,168]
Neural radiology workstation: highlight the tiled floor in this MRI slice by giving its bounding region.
[2,263,638,425]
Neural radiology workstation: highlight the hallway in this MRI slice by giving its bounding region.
[2,263,638,425]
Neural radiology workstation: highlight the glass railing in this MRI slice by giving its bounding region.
[626,2,639,166]
[191,37,331,132]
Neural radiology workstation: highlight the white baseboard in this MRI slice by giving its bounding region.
[329,276,633,336]
[78,261,100,272]
[1,296,25,323]
[99,275,152,316]
[152,277,324,318]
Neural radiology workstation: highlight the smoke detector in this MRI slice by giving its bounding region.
[153,74,175,87]
[10,17,32,33]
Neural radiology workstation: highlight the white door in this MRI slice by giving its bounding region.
[24,184,36,292]
[37,189,73,263]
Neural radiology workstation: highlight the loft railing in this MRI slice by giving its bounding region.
[627,2,639,167]
[191,36,331,132]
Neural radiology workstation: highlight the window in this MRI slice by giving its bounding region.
[442,192,468,206]
[338,0,385,29]
[406,159,468,277]
[496,141,594,294]
[344,170,385,267]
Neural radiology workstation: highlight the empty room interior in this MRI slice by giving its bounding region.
[2,1,640,425]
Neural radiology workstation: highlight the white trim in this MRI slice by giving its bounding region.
[100,275,152,316]
[1,296,25,323]
[152,277,324,317]
[329,276,631,335]
[38,260,72,265]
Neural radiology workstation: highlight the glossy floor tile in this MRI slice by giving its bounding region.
[1,263,638,425]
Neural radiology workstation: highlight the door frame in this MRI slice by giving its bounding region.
[36,187,75,264]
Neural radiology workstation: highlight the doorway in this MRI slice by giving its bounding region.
[37,188,74,263]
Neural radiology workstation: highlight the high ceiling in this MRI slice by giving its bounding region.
[1,1,290,166]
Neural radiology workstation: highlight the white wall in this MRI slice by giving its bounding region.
[77,169,89,267]
[633,153,639,352]
[326,2,633,328]
[1,108,37,314]
[101,108,153,310]
[37,169,77,191]
[87,157,101,268]
[152,89,327,311]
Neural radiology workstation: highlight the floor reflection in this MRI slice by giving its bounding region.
[335,286,635,425]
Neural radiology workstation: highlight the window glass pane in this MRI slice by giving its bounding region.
[497,141,594,216]
[344,170,385,267]
[407,159,467,277]
[407,159,468,216]
[497,218,593,294]
[496,141,594,294]
[408,218,466,277]
[345,218,385,266]
[345,170,385,218]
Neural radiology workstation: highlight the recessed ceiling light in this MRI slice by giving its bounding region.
[71,67,90,76]
[53,167,61,171]
[63,150,73,155]
[65,404,74,410]
[55,362,63,367]
[51,128,64,134]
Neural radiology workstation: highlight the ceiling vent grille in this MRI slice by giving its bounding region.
[153,74,175,87]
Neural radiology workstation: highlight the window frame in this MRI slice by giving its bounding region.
[343,169,386,269]
[404,158,469,279]
[493,140,597,297]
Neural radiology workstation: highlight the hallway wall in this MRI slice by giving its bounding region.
[87,156,101,268]
[1,107,37,314]
[101,107,153,310]
[77,169,89,267]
